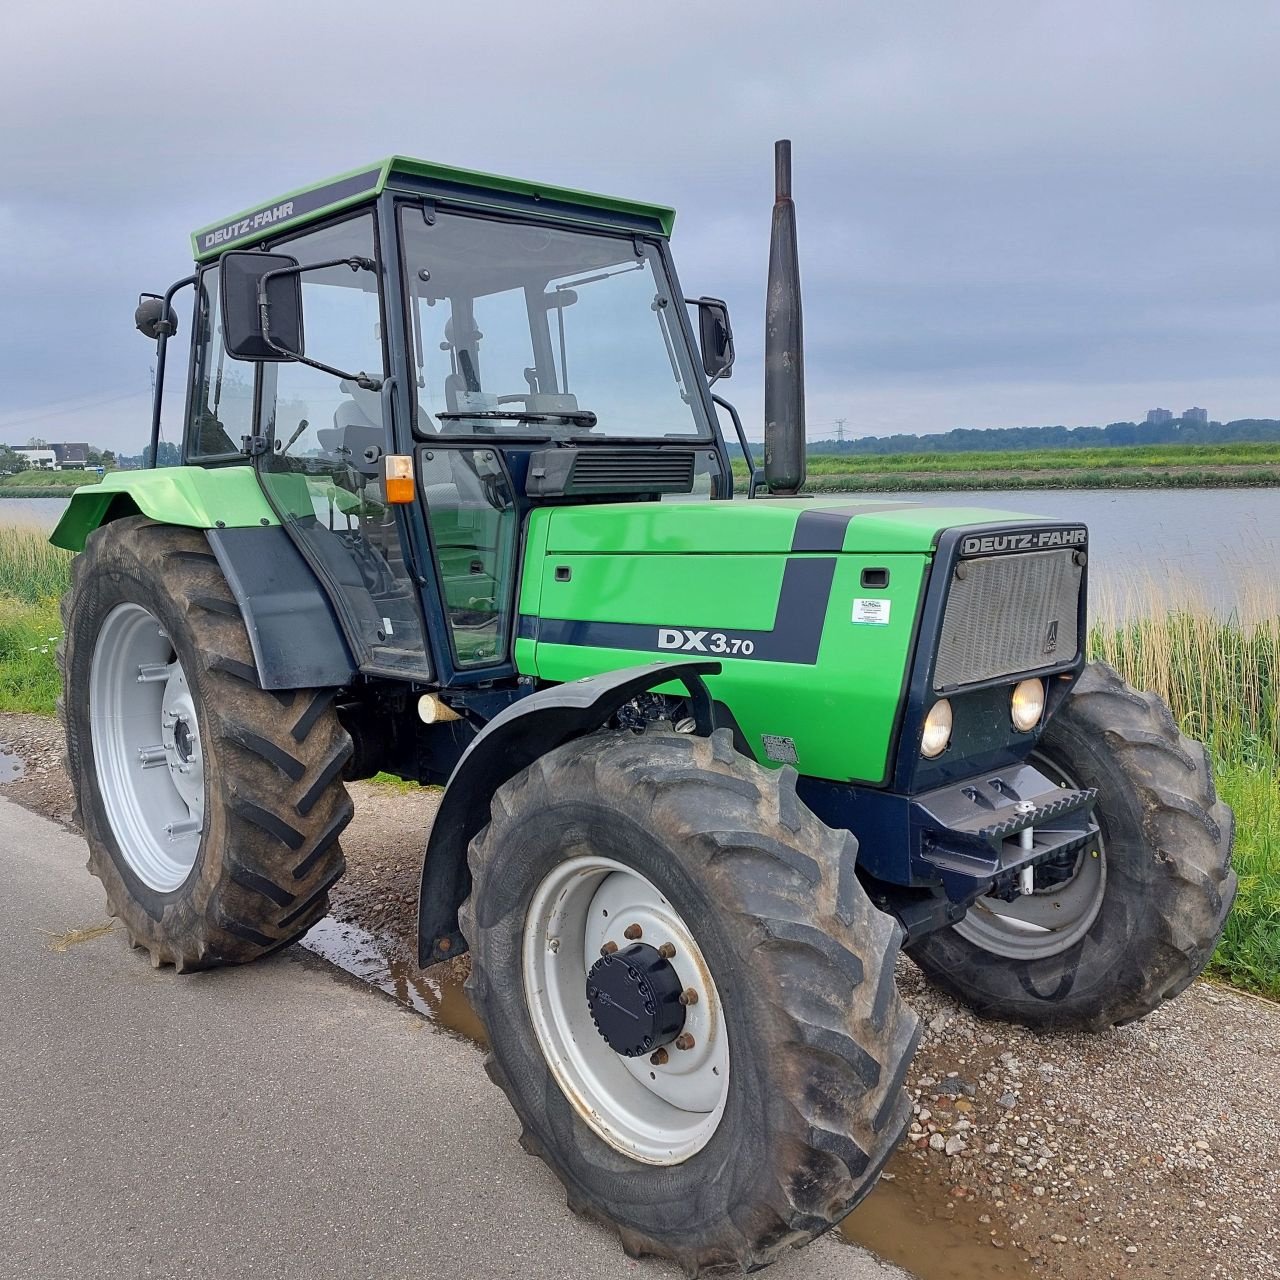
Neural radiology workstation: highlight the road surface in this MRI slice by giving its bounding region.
[0,796,907,1280]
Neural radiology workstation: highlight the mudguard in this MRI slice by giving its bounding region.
[416,660,720,965]
[49,466,277,552]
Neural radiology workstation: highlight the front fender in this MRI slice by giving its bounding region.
[416,659,720,965]
[50,466,278,552]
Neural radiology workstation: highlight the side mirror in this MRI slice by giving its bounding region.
[135,294,178,340]
[693,296,734,380]
[219,251,304,361]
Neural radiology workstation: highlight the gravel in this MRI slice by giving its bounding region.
[4,708,1278,1280]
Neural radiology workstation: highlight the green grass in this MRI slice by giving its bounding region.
[0,521,1275,995]
[0,528,70,714]
[733,441,1280,491]
[0,598,62,714]
[0,469,104,498]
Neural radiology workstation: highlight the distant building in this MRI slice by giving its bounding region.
[1182,407,1209,425]
[12,442,90,470]
[14,446,57,469]
[51,442,90,469]
[1145,408,1174,425]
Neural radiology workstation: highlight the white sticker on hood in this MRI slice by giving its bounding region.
[852,598,891,625]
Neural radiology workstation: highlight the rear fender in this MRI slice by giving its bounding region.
[49,466,278,552]
[51,468,355,691]
[416,660,720,965]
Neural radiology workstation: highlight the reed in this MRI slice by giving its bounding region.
[0,523,73,605]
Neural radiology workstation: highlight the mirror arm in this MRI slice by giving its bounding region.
[148,274,197,469]
[257,257,383,391]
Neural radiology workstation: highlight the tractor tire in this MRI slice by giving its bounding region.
[910,661,1235,1031]
[58,516,353,971]
[460,728,919,1276]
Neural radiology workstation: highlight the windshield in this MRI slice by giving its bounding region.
[400,208,712,440]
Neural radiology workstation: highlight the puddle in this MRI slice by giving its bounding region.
[0,748,25,783]
[840,1152,1034,1279]
[301,915,488,1048]
[302,915,1032,1278]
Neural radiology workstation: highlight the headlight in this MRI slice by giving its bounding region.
[1011,678,1046,731]
[920,699,953,758]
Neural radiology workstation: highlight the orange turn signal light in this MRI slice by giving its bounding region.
[384,454,414,504]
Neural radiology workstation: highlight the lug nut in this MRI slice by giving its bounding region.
[678,988,699,1006]
[623,923,643,940]
[600,941,618,956]
[657,942,676,959]
[674,1033,696,1051]
[650,1048,669,1066]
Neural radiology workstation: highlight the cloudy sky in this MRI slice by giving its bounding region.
[2,0,1278,453]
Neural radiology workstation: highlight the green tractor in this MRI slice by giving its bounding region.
[54,142,1234,1273]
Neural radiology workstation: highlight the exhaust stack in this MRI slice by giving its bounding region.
[763,139,806,496]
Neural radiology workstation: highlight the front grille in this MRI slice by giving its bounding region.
[934,549,1082,690]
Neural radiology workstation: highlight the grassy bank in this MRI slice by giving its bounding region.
[0,527,71,713]
[0,521,1275,995]
[733,441,1280,491]
[0,469,104,499]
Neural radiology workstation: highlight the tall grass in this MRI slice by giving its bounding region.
[1089,579,1280,994]
[0,524,72,604]
[0,526,70,714]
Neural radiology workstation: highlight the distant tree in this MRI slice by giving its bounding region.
[804,418,1280,456]
[141,440,181,468]
[25,435,48,448]
[0,445,30,474]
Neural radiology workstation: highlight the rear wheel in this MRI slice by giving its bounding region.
[461,728,919,1274]
[59,517,353,970]
[911,662,1236,1030]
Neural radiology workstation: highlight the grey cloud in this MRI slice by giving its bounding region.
[2,0,1278,452]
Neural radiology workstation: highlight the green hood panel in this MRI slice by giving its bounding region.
[535,497,1045,557]
[518,497,1061,784]
[50,466,278,552]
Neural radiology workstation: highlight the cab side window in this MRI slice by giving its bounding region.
[186,267,254,460]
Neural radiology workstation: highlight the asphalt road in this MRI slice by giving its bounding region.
[0,797,906,1280]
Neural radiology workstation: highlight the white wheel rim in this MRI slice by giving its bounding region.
[89,603,205,892]
[522,856,730,1165]
[953,753,1106,960]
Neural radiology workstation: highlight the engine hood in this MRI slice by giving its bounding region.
[537,497,1051,557]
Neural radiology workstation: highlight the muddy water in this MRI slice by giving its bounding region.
[841,1157,1034,1279]
[300,916,487,1047]
[0,750,23,783]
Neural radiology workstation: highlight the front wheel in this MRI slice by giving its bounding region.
[460,729,919,1275]
[910,662,1236,1030]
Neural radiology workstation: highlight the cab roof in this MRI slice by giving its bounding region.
[190,156,676,261]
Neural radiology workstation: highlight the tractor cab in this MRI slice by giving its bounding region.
[179,158,738,688]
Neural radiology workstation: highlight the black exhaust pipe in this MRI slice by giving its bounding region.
[763,139,806,496]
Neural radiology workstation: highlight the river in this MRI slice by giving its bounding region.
[4,488,1277,619]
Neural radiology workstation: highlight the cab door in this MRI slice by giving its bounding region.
[252,211,432,680]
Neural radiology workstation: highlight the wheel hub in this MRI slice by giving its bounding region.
[585,942,686,1057]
